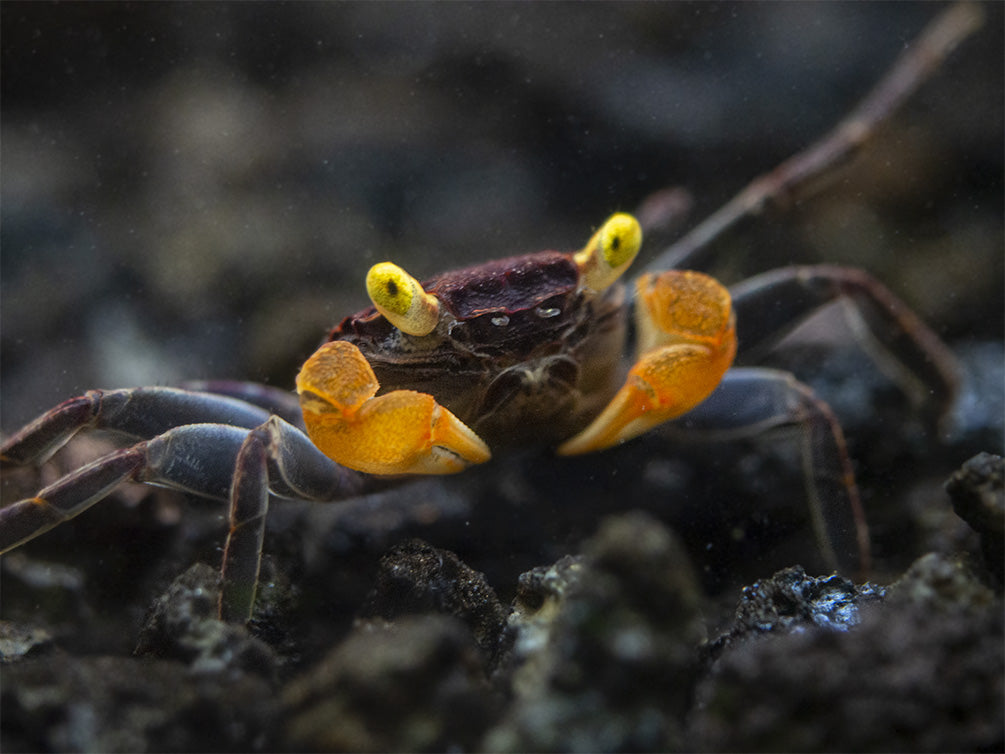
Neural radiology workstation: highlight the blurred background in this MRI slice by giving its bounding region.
[2,1,1001,430]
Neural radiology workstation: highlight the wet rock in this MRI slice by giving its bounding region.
[945,452,1004,584]
[0,621,53,662]
[704,565,885,660]
[135,563,277,679]
[0,551,86,615]
[282,614,501,752]
[1,653,275,752]
[357,539,508,659]
[495,554,585,681]
[950,345,1005,456]
[691,557,1004,752]
[888,551,996,612]
[484,511,705,752]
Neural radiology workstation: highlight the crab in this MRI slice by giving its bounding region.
[0,201,960,622]
[4,3,982,626]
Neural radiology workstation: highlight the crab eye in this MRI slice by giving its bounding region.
[574,213,643,291]
[366,262,440,336]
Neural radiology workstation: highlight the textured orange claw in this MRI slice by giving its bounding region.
[558,270,737,455]
[297,341,491,475]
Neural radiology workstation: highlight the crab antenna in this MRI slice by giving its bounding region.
[366,262,441,336]
[574,213,643,291]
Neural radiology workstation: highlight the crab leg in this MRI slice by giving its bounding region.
[0,424,259,553]
[643,4,984,277]
[730,265,960,431]
[669,367,870,576]
[558,270,737,455]
[1,419,363,550]
[220,425,270,623]
[0,446,148,552]
[297,340,491,475]
[1,387,277,466]
[217,416,378,621]
[0,427,250,555]
[1,416,373,621]
[181,380,306,426]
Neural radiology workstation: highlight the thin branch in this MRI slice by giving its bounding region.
[645,2,985,273]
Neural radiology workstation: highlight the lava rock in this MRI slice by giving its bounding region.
[282,614,501,752]
[704,565,885,661]
[135,563,277,679]
[1,653,275,752]
[888,551,996,612]
[945,452,1004,584]
[691,554,1004,752]
[484,511,705,752]
[0,621,53,662]
[357,539,509,659]
[495,554,586,681]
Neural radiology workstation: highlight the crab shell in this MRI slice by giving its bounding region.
[327,250,628,449]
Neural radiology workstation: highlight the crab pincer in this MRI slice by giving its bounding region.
[297,340,491,475]
[558,270,736,456]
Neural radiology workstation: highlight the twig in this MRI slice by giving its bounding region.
[645,2,985,273]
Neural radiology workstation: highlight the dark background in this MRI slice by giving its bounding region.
[2,2,1001,430]
[0,5,1002,750]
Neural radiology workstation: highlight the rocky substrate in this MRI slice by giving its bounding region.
[2,454,1001,753]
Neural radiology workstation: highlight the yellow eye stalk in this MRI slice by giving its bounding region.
[574,213,643,291]
[366,262,441,336]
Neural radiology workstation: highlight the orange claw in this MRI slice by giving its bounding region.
[558,270,736,455]
[297,341,491,475]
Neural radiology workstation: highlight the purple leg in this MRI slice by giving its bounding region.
[2,390,378,621]
[730,265,959,431]
[216,416,378,622]
[181,380,305,428]
[1,387,274,465]
[0,446,148,552]
[220,427,270,623]
[669,366,870,577]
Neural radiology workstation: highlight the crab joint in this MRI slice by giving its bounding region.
[558,270,736,455]
[366,262,440,336]
[574,213,643,291]
[297,341,491,475]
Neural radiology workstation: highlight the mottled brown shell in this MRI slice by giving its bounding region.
[328,250,627,448]
[331,252,578,337]
[426,251,579,319]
